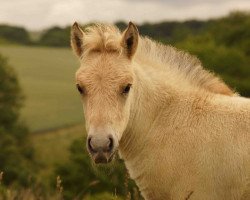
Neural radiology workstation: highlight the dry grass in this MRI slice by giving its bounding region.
[0,174,65,200]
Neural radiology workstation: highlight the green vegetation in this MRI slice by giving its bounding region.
[38,26,71,47]
[54,139,136,199]
[0,46,82,132]
[0,25,30,45]
[31,124,85,184]
[0,55,34,189]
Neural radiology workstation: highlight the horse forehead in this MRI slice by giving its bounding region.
[77,65,124,82]
[77,58,132,83]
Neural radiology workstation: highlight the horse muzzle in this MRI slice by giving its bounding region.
[87,134,116,164]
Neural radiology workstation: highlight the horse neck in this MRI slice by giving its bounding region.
[119,62,176,161]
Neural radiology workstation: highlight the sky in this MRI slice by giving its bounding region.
[0,0,250,30]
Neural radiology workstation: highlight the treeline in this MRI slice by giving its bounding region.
[0,20,207,47]
[0,25,30,44]
[0,11,249,51]
[1,11,248,49]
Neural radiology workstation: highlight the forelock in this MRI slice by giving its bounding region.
[83,24,123,56]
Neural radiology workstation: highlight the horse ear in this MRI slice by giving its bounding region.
[121,22,139,59]
[71,22,84,57]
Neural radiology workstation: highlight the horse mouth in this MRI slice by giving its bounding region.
[91,151,116,164]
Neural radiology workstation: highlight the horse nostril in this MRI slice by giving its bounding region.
[87,135,115,154]
[108,136,114,152]
[87,137,96,153]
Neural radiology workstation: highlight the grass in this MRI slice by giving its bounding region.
[31,124,86,187]
[0,45,83,131]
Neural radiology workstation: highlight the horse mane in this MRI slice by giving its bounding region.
[82,23,234,96]
[136,37,234,96]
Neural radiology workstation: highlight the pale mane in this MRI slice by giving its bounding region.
[83,23,234,96]
[136,37,234,96]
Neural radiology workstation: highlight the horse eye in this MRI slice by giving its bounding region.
[122,84,132,94]
[76,84,84,94]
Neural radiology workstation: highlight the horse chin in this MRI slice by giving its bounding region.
[91,151,116,164]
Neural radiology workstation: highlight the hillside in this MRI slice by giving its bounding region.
[0,45,83,131]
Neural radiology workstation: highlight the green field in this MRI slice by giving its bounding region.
[0,45,83,131]
[31,124,85,185]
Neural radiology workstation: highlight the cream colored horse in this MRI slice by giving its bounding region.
[71,22,250,200]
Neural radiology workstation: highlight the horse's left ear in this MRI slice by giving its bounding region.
[121,22,139,59]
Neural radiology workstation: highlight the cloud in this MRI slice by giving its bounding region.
[0,0,250,30]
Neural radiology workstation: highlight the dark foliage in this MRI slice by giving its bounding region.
[38,26,71,47]
[54,139,139,200]
[0,55,35,187]
[0,25,31,44]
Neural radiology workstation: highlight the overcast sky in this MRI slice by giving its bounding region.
[0,0,250,30]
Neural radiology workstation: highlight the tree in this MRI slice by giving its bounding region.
[0,25,31,44]
[0,54,35,187]
[39,26,71,47]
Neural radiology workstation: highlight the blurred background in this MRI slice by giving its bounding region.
[0,0,250,199]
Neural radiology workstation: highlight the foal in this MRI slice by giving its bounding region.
[71,22,250,200]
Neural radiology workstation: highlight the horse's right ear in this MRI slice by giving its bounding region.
[71,22,84,57]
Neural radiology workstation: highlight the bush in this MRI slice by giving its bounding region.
[0,54,35,187]
[54,139,140,200]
